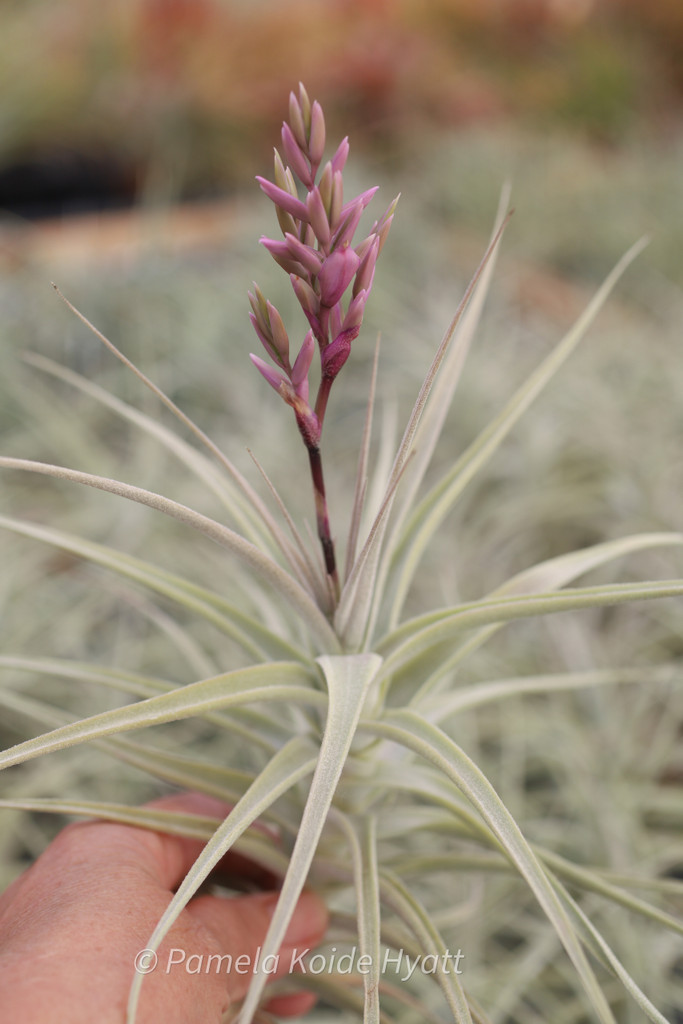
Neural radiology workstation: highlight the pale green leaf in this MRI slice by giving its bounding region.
[0,459,339,652]
[385,239,650,628]
[378,869,473,1023]
[378,579,683,679]
[0,662,324,771]
[361,710,616,1023]
[127,737,318,1023]
[548,874,672,1024]
[539,848,683,939]
[23,352,277,553]
[330,811,382,1024]
[345,334,381,580]
[0,655,286,752]
[51,289,315,582]
[0,514,309,662]
[409,532,683,703]
[419,665,678,722]
[0,798,290,876]
[237,654,383,1024]
[336,218,511,650]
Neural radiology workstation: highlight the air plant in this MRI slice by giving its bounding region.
[0,84,681,1024]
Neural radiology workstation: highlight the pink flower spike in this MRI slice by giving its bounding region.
[250,353,289,394]
[256,177,309,222]
[331,136,349,175]
[291,329,315,392]
[318,246,360,307]
[308,101,326,168]
[306,188,331,250]
[281,122,313,187]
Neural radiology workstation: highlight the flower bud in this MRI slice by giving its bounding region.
[330,136,349,175]
[249,353,289,394]
[329,171,343,232]
[321,327,358,379]
[284,234,323,277]
[330,187,379,250]
[281,121,313,187]
[306,188,331,250]
[341,290,368,333]
[317,163,334,218]
[266,300,290,365]
[256,177,309,222]
[272,149,289,191]
[291,329,315,397]
[353,235,379,298]
[376,194,400,253]
[318,246,360,307]
[260,236,307,277]
[288,89,308,149]
[309,101,326,167]
[290,274,320,317]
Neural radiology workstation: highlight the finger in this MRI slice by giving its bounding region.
[143,792,280,891]
[186,888,328,1004]
[264,990,319,1017]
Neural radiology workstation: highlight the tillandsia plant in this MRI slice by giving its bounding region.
[0,83,682,1024]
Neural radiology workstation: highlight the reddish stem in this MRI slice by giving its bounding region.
[306,441,339,599]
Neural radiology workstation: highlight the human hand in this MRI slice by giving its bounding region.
[0,793,328,1023]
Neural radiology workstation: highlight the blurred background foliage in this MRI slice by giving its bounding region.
[1,0,683,214]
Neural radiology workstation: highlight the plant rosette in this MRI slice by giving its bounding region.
[1,84,681,1024]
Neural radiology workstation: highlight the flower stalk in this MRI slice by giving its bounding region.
[249,83,397,602]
